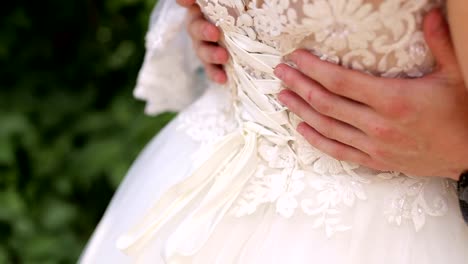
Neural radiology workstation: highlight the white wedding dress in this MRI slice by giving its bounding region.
[80,0,468,263]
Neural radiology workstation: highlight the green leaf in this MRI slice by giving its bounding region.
[0,1,172,262]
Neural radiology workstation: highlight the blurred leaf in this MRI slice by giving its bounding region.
[0,0,174,263]
[0,190,26,222]
[0,246,8,264]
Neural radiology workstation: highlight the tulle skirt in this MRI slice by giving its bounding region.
[80,87,468,264]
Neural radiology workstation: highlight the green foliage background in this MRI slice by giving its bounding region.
[0,0,175,263]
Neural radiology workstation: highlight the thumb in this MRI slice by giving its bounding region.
[423,8,459,75]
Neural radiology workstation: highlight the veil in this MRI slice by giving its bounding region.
[134,0,206,115]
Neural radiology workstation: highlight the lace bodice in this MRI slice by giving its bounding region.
[199,0,444,77]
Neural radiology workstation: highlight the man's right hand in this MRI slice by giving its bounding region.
[177,0,229,84]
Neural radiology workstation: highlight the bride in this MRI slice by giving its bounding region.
[80,0,468,263]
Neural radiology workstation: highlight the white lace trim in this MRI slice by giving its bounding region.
[177,86,239,166]
[134,2,204,115]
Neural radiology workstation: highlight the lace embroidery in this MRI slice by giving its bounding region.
[378,171,454,231]
[134,0,206,115]
[177,86,238,165]
[135,52,191,114]
[177,0,455,236]
[199,0,442,76]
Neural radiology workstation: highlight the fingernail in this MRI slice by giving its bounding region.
[214,51,223,62]
[288,51,299,62]
[277,90,287,103]
[203,26,211,39]
[429,9,448,36]
[216,72,226,83]
[204,26,217,41]
[285,61,297,69]
[274,65,285,79]
[218,50,229,63]
[297,123,306,134]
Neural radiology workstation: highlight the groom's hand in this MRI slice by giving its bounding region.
[177,0,229,84]
[274,9,468,180]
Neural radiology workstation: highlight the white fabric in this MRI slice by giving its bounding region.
[134,0,205,115]
[80,0,468,263]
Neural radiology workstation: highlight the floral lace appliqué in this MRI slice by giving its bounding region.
[378,171,453,231]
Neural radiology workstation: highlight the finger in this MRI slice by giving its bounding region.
[297,122,375,167]
[177,0,197,7]
[204,63,227,84]
[284,49,385,108]
[188,17,221,42]
[275,64,377,133]
[280,90,372,153]
[423,8,459,76]
[187,5,204,24]
[195,42,229,64]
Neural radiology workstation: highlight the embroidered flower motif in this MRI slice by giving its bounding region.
[203,2,236,29]
[229,166,305,218]
[302,0,381,51]
[300,173,368,237]
[229,165,272,217]
[178,103,236,145]
[258,141,295,169]
[250,0,297,38]
[177,87,237,165]
[296,137,344,174]
[271,169,306,217]
[378,172,450,231]
[392,32,433,77]
[236,14,258,40]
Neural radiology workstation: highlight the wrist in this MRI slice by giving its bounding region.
[446,168,464,181]
[451,171,462,181]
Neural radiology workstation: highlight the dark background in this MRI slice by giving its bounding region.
[0,0,175,262]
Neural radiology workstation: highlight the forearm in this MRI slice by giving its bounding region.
[447,0,468,88]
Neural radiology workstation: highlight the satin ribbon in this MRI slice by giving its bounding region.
[116,132,252,253]
[116,31,292,261]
